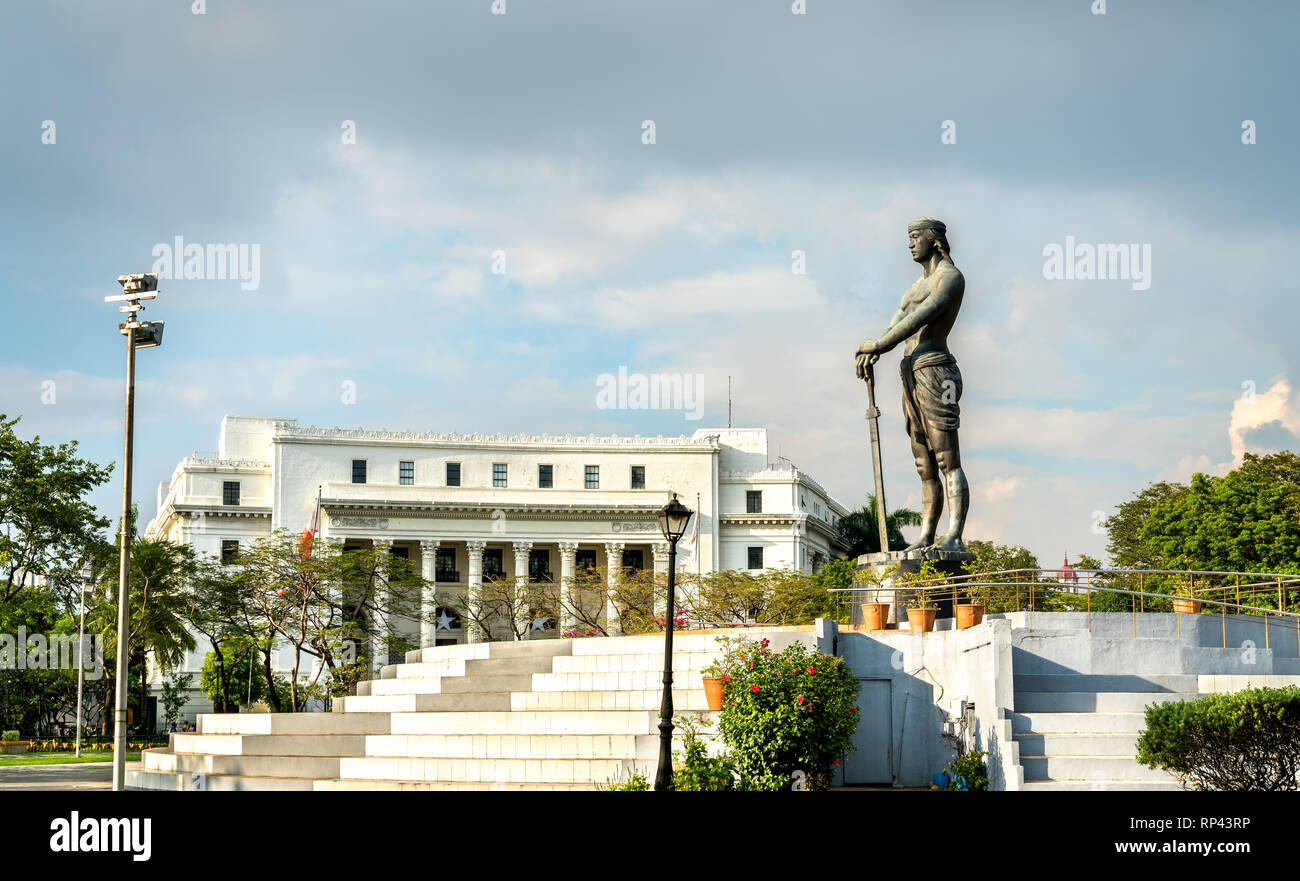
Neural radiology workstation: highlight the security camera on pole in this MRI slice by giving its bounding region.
[105,273,164,791]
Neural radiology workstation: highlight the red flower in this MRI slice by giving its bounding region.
[850,706,858,712]
[833,758,841,766]
[720,674,730,682]
[796,695,806,704]
[808,666,815,674]
[750,684,760,693]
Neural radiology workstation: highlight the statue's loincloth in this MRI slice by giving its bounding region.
[900,351,962,445]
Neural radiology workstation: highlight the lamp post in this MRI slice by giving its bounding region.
[106,273,164,791]
[74,566,90,758]
[654,492,693,791]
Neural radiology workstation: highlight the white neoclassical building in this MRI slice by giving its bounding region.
[143,416,850,723]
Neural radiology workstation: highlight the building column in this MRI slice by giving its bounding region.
[466,540,487,644]
[512,541,533,641]
[652,541,671,620]
[557,541,579,633]
[419,540,439,649]
[371,539,392,673]
[604,541,624,637]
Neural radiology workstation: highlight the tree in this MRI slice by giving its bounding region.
[1104,481,1188,570]
[836,495,922,556]
[159,672,193,729]
[0,415,113,603]
[1104,453,1300,579]
[1142,468,1300,576]
[88,534,198,733]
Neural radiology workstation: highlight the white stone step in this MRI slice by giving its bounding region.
[336,692,512,713]
[382,658,468,679]
[1014,673,1199,693]
[314,779,602,791]
[1021,780,1183,792]
[363,733,659,761]
[532,671,683,691]
[510,688,709,712]
[365,677,448,696]
[1020,755,1177,783]
[1012,711,1145,734]
[126,766,317,791]
[1012,732,1139,756]
[198,712,391,736]
[143,748,341,779]
[550,652,717,673]
[172,733,368,756]
[1014,691,1199,713]
[337,755,640,784]
[388,710,664,735]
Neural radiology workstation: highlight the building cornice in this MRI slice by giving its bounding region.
[275,423,719,453]
[321,498,663,522]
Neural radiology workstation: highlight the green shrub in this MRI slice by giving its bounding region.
[1,730,19,742]
[604,772,649,791]
[945,750,989,791]
[672,715,735,791]
[1137,686,1300,790]
[714,637,859,791]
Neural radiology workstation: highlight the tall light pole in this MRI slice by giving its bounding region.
[74,565,91,758]
[106,273,164,791]
[654,493,693,791]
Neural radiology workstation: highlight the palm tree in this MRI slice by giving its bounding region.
[836,494,922,557]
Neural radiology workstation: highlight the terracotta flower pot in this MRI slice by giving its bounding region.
[956,603,985,630]
[1172,597,1202,614]
[907,608,937,633]
[859,602,890,631]
[702,676,725,711]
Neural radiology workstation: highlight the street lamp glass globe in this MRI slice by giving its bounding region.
[658,493,693,542]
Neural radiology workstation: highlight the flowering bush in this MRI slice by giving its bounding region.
[561,627,603,639]
[713,637,860,791]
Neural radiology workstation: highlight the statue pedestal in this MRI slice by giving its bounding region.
[853,549,976,627]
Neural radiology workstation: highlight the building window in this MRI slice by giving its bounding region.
[630,466,645,490]
[746,490,762,513]
[585,465,599,489]
[221,540,240,564]
[351,460,367,484]
[529,549,552,581]
[483,548,505,580]
[222,481,240,506]
[747,546,764,570]
[623,549,644,573]
[435,548,458,583]
[399,461,414,485]
[538,464,553,488]
[493,463,507,488]
[446,462,460,486]
[576,549,597,571]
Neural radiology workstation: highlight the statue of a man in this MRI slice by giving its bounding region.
[854,217,969,552]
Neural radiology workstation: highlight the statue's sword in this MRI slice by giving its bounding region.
[864,361,890,553]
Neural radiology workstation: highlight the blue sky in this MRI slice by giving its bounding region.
[1,0,1297,565]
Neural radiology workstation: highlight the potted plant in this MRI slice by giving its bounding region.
[853,564,897,631]
[905,591,938,633]
[700,658,728,712]
[957,583,985,630]
[1172,580,1202,615]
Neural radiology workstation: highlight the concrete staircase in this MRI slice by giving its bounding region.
[126,631,806,791]
[1012,673,1193,790]
[1006,613,1290,791]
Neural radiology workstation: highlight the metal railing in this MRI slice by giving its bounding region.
[831,567,1300,651]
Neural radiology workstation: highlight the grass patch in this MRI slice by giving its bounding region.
[0,752,142,767]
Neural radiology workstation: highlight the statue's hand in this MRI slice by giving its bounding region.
[855,338,879,356]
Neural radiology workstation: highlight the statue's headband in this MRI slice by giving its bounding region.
[907,218,947,233]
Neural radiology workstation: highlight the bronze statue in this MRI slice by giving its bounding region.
[855,217,968,552]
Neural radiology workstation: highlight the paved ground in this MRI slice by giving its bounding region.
[0,762,113,791]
